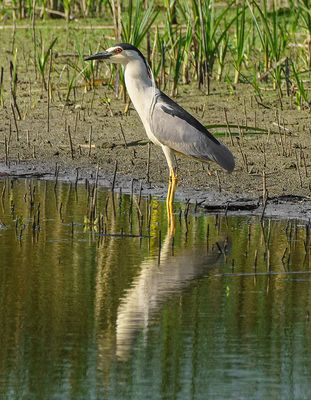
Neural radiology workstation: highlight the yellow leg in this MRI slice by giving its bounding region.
[166,168,178,235]
[166,176,172,216]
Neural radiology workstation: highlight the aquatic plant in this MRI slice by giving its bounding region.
[291,61,310,109]
[248,0,289,94]
[36,35,58,91]
[233,0,246,84]
[121,0,158,48]
[190,0,239,93]
[0,0,311,107]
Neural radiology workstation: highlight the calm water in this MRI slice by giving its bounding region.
[0,178,310,400]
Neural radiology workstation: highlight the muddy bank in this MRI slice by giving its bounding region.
[1,154,310,222]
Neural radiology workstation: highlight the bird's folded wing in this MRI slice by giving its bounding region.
[150,91,235,172]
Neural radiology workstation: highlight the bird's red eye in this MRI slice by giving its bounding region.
[114,48,122,54]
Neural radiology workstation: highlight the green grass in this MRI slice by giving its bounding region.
[0,0,311,109]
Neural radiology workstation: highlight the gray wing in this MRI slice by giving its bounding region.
[150,91,235,172]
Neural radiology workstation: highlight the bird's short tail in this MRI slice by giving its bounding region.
[208,142,235,173]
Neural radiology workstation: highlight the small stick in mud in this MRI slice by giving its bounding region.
[224,108,234,146]
[129,178,134,225]
[11,104,19,141]
[9,61,21,120]
[111,160,118,192]
[0,66,4,106]
[260,190,268,222]
[243,98,247,127]
[262,143,267,168]
[95,164,100,189]
[262,170,267,202]
[305,222,310,254]
[238,123,244,145]
[54,163,59,191]
[47,49,52,133]
[90,166,100,222]
[118,187,122,210]
[146,142,151,184]
[147,195,152,234]
[215,170,222,193]
[295,148,303,188]
[88,89,96,116]
[138,180,143,206]
[4,136,8,167]
[9,120,12,144]
[67,125,74,159]
[236,137,248,172]
[75,168,79,190]
[74,112,79,133]
[88,125,92,157]
[119,123,128,148]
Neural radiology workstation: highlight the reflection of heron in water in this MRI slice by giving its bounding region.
[115,227,224,360]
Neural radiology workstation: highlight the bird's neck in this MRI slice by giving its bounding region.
[124,59,156,123]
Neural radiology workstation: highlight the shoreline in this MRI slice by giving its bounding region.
[1,161,310,222]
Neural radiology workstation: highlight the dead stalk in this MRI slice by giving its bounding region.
[67,125,74,159]
[88,125,92,157]
[119,123,128,148]
[224,108,234,146]
[47,49,52,133]
[112,160,118,191]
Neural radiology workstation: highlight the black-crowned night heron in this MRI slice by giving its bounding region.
[85,43,235,229]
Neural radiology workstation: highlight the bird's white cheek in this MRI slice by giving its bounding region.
[110,55,127,65]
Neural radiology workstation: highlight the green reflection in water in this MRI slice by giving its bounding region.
[0,178,310,400]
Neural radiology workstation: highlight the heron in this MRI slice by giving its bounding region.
[85,43,235,230]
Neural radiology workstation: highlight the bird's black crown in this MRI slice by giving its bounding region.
[116,43,151,78]
[115,43,145,59]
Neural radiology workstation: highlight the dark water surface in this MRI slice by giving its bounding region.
[0,178,310,400]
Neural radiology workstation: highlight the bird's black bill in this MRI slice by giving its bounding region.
[84,51,112,61]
